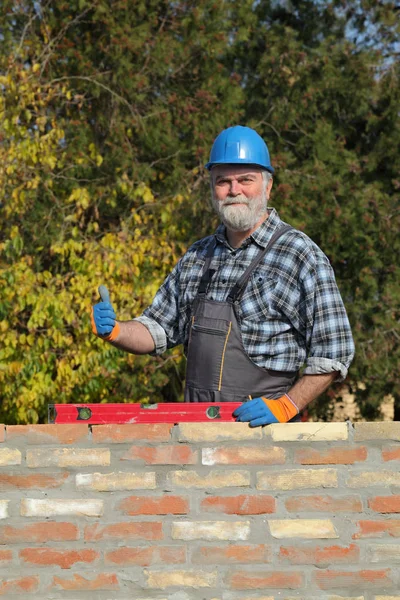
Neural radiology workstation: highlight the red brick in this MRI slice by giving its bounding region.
[203,446,285,465]
[51,573,118,591]
[295,446,367,465]
[201,495,275,515]
[105,546,185,566]
[279,543,360,565]
[6,424,88,444]
[285,495,362,513]
[0,550,12,565]
[0,426,4,443]
[118,495,188,515]
[382,446,400,461]
[0,576,39,595]
[0,522,79,544]
[0,472,69,490]
[91,423,172,443]
[121,445,197,464]
[314,568,393,589]
[192,544,271,564]
[20,548,99,568]
[228,570,303,589]
[353,520,400,538]
[84,522,163,541]
[369,495,400,513]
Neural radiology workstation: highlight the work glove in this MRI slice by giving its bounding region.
[233,394,299,427]
[91,285,120,342]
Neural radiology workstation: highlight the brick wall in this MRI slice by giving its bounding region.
[0,421,400,599]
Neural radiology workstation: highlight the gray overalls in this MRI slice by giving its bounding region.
[184,225,299,412]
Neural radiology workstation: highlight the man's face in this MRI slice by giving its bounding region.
[211,165,272,232]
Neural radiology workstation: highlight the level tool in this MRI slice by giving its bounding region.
[48,402,242,424]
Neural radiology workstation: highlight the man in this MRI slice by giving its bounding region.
[91,126,355,426]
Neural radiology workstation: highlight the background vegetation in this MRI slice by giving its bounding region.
[0,0,399,424]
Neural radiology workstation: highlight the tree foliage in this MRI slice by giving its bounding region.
[0,0,399,423]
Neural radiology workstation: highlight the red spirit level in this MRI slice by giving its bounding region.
[48,403,242,424]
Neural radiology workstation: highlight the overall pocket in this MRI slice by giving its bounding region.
[186,317,232,390]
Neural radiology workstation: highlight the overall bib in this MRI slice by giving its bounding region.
[184,225,299,412]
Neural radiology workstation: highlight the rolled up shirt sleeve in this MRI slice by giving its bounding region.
[300,259,355,381]
[133,315,167,355]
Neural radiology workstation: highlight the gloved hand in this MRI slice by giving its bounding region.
[233,394,299,427]
[91,285,120,342]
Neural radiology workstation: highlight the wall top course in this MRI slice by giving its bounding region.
[1,422,399,445]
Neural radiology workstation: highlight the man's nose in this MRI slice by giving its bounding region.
[229,180,241,195]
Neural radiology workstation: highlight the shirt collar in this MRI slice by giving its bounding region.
[215,208,283,250]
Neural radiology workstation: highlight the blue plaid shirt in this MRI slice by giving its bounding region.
[136,208,355,380]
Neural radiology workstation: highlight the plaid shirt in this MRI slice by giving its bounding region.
[136,208,355,380]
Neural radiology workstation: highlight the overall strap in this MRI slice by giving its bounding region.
[227,224,293,303]
[197,236,217,296]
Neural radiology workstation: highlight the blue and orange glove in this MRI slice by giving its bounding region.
[91,285,120,342]
[233,394,299,427]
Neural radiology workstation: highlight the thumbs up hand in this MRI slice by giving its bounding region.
[91,285,120,341]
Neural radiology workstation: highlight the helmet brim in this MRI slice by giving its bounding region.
[205,161,274,174]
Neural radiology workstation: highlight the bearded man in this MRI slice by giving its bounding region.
[91,126,355,426]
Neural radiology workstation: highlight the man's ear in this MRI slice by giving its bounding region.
[266,176,273,199]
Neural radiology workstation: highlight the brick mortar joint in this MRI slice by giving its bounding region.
[347,420,355,441]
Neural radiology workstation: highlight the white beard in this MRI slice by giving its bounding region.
[212,190,268,232]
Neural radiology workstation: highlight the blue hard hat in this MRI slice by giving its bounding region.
[205,125,274,173]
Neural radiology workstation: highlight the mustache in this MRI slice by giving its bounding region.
[220,196,250,207]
